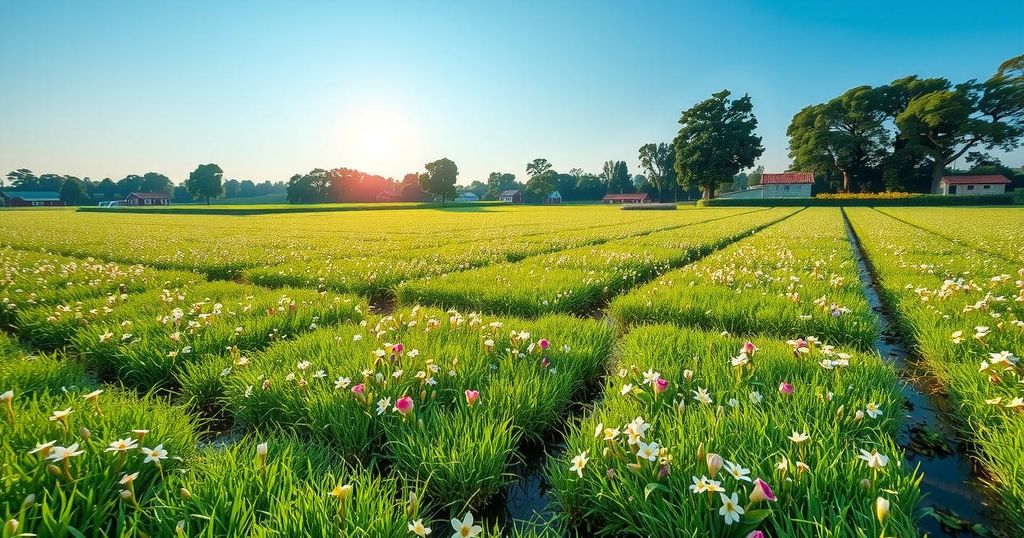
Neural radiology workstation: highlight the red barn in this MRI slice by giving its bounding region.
[0,190,64,207]
[125,192,170,206]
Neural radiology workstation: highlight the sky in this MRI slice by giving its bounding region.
[1,1,1022,186]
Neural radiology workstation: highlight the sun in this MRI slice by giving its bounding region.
[346,103,412,161]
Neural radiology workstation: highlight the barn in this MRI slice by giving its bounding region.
[0,190,64,207]
[499,190,524,203]
[125,192,171,206]
[759,173,815,197]
[938,175,1012,196]
[544,191,562,204]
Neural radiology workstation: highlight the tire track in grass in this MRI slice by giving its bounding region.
[842,208,1003,538]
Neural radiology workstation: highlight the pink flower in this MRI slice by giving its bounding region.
[742,341,757,355]
[748,478,776,504]
[538,338,550,350]
[746,532,766,538]
[778,381,794,395]
[351,384,365,395]
[655,378,669,394]
[464,390,480,407]
[541,357,550,368]
[392,343,404,356]
[395,395,414,415]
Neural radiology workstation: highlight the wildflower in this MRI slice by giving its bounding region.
[99,331,113,343]
[683,369,694,382]
[855,410,865,422]
[636,441,659,462]
[49,407,73,429]
[865,402,882,419]
[706,453,723,476]
[450,512,482,538]
[741,341,758,355]
[654,378,669,394]
[538,338,550,350]
[142,444,168,464]
[718,492,745,525]
[377,397,392,415]
[748,478,776,504]
[725,460,751,482]
[620,383,634,396]
[747,532,766,538]
[778,382,794,395]
[395,396,414,416]
[464,390,479,407]
[1,390,13,425]
[106,438,138,454]
[256,442,268,473]
[692,387,713,405]
[642,369,660,385]
[82,389,103,413]
[858,449,889,470]
[749,391,763,404]
[788,431,809,444]
[570,451,589,477]
[29,440,56,458]
[950,331,963,344]
[408,519,431,536]
[876,496,890,524]
[689,475,709,494]
[603,427,620,441]
[330,483,353,519]
[335,376,351,390]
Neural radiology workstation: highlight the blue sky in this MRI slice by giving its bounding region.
[1,1,1022,185]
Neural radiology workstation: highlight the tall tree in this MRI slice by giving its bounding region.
[5,169,37,189]
[526,158,552,179]
[638,142,676,201]
[484,172,518,200]
[747,165,764,186]
[420,158,458,205]
[141,172,173,194]
[184,163,224,205]
[674,90,764,200]
[59,177,88,205]
[601,160,631,194]
[896,57,1024,192]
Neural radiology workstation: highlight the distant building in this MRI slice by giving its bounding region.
[544,191,562,204]
[759,173,814,198]
[938,175,1011,195]
[0,190,64,207]
[125,192,170,206]
[376,190,404,202]
[499,190,524,203]
[602,193,649,204]
[455,192,480,202]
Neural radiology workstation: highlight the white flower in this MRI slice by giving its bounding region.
[858,449,889,470]
[376,397,391,415]
[725,460,751,482]
[748,391,763,404]
[334,376,351,390]
[569,451,589,477]
[620,383,634,396]
[636,441,659,462]
[718,492,745,525]
[408,519,431,536]
[449,512,482,538]
[141,444,168,464]
[865,402,882,419]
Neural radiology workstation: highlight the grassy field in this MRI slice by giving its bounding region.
[1,204,1022,537]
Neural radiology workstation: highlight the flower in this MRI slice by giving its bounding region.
[856,400,879,417]
[718,492,745,525]
[408,519,431,536]
[570,451,589,477]
[351,383,366,395]
[464,390,479,407]
[683,369,693,382]
[450,512,482,538]
[620,383,634,396]
[29,440,56,457]
[747,532,766,538]
[538,338,550,350]
[49,407,73,425]
[706,453,723,476]
[778,382,794,395]
[692,387,713,405]
[788,431,809,444]
[749,391,763,404]
[689,475,709,494]
[48,443,84,461]
[876,496,890,524]
[705,478,725,493]
[142,444,168,464]
[636,441,660,462]
[329,484,353,501]
[377,397,392,415]
[725,460,751,482]
[82,389,103,401]
[106,438,138,453]
[655,378,669,394]
[395,396,414,416]
[858,449,889,470]
[741,341,758,355]
[335,376,351,390]
[748,478,776,503]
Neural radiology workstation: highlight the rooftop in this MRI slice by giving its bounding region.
[761,172,815,185]
[0,190,61,201]
[940,175,1011,185]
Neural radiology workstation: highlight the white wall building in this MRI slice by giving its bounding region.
[938,175,1011,195]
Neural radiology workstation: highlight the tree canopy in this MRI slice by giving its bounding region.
[420,158,459,204]
[638,142,676,201]
[185,163,224,204]
[674,90,764,200]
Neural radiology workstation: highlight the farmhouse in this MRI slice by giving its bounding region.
[455,192,480,202]
[0,190,64,207]
[125,192,170,206]
[544,191,562,204]
[499,190,524,203]
[376,190,403,202]
[759,172,814,197]
[602,193,649,204]
[938,175,1011,196]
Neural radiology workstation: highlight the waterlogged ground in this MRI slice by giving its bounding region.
[0,204,1022,537]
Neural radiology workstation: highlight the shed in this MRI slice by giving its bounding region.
[376,190,403,202]
[543,191,562,204]
[455,192,480,202]
[759,173,814,198]
[125,192,170,206]
[602,193,649,204]
[499,190,524,203]
[0,190,64,207]
[939,175,1011,196]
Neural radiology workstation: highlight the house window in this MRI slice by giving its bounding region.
[983,185,991,190]
[967,185,974,191]
[32,201,43,206]
[784,186,790,191]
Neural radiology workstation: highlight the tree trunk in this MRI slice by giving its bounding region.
[930,159,945,194]
[841,170,850,193]
[206,195,211,205]
[702,185,713,200]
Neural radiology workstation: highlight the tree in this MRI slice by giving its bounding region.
[526,158,552,179]
[638,142,676,201]
[184,163,224,204]
[420,158,458,205]
[601,160,631,194]
[484,172,518,200]
[787,86,888,192]
[239,180,258,198]
[286,170,328,204]
[59,177,89,205]
[748,165,764,186]
[141,172,173,194]
[674,90,764,200]
[525,170,557,200]
[223,179,240,198]
[896,57,1024,192]
[96,178,117,200]
[575,173,605,200]
[5,169,37,189]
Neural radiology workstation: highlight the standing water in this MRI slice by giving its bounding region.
[841,209,1004,537]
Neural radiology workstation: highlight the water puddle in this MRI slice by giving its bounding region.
[841,209,1003,537]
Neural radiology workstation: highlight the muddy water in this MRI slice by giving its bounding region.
[841,209,1002,537]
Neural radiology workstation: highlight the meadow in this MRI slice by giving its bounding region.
[1,204,1022,537]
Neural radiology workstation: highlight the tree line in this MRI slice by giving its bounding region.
[2,166,285,205]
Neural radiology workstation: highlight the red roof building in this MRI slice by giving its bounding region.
[760,173,815,185]
[125,192,170,206]
[939,175,1011,196]
[602,193,649,204]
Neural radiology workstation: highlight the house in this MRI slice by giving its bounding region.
[938,175,1011,196]
[0,190,64,207]
[499,190,524,203]
[543,191,562,204]
[759,173,814,198]
[376,190,404,202]
[455,192,480,202]
[602,193,649,204]
[125,192,170,206]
